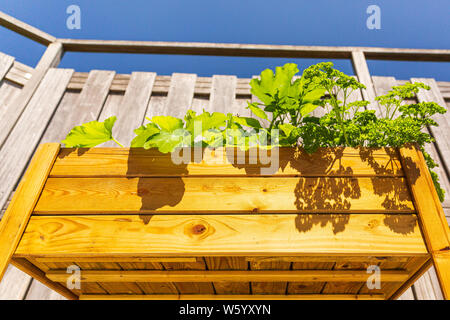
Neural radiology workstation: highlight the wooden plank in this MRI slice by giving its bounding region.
[251,260,290,294]
[34,176,415,214]
[0,143,60,280]
[372,76,397,118]
[25,280,66,300]
[0,43,64,148]
[351,51,379,115]
[42,70,115,145]
[163,73,196,119]
[59,38,450,62]
[36,257,199,263]
[389,256,431,300]
[79,294,385,300]
[207,75,237,113]
[46,270,409,283]
[413,267,444,300]
[411,78,450,174]
[16,214,427,257]
[205,257,249,294]
[11,257,78,300]
[397,288,415,300]
[49,147,405,178]
[372,76,397,97]
[5,61,33,87]
[0,81,23,127]
[102,72,156,147]
[246,256,410,264]
[0,265,31,300]
[0,68,72,211]
[162,258,214,294]
[398,145,450,299]
[0,11,56,45]
[0,52,14,82]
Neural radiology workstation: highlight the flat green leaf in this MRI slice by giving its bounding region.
[62,116,117,148]
[143,130,186,153]
[247,102,268,120]
[232,116,262,129]
[185,111,227,134]
[151,116,184,132]
[131,123,160,147]
[250,63,299,105]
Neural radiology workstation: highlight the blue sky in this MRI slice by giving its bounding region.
[0,0,449,80]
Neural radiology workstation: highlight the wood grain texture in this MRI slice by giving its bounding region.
[101,72,155,146]
[0,265,31,300]
[411,78,450,173]
[0,11,56,45]
[351,51,379,114]
[163,73,196,118]
[11,257,77,300]
[34,176,415,214]
[46,270,409,283]
[0,68,72,211]
[49,147,404,177]
[0,52,14,82]
[59,38,450,62]
[399,145,450,299]
[207,75,237,114]
[42,70,115,144]
[0,143,60,281]
[0,43,63,148]
[79,294,385,300]
[15,214,427,257]
[25,279,66,300]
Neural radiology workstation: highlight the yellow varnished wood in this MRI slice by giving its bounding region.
[34,176,415,214]
[15,214,427,257]
[0,143,60,281]
[78,294,385,300]
[50,147,404,177]
[46,269,409,283]
[399,145,450,299]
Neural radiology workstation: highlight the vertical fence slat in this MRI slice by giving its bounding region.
[101,72,155,147]
[0,42,63,148]
[351,51,380,115]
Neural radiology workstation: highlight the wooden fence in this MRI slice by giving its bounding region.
[0,10,449,300]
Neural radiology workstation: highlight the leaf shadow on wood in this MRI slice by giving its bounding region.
[126,148,199,225]
[359,148,417,234]
[290,148,355,235]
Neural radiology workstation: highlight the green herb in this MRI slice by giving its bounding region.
[61,62,447,201]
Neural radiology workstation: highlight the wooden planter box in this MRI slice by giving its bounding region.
[0,143,449,300]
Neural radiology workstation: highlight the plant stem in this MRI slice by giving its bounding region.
[112,137,124,147]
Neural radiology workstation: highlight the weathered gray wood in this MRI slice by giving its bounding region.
[0,11,56,45]
[163,73,197,118]
[208,75,237,114]
[25,279,66,300]
[0,265,31,300]
[49,70,115,144]
[0,81,22,118]
[372,76,398,118]
[145,94,166,120]
[351,51,379,115]
[411,78,450,175]
[59,38,450,62]
[413,266,444,300]
[101,72,156,146]
[397,287,415,300]
[0,42,63,148]
[0,52,14,82]
[0,68,73,213]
